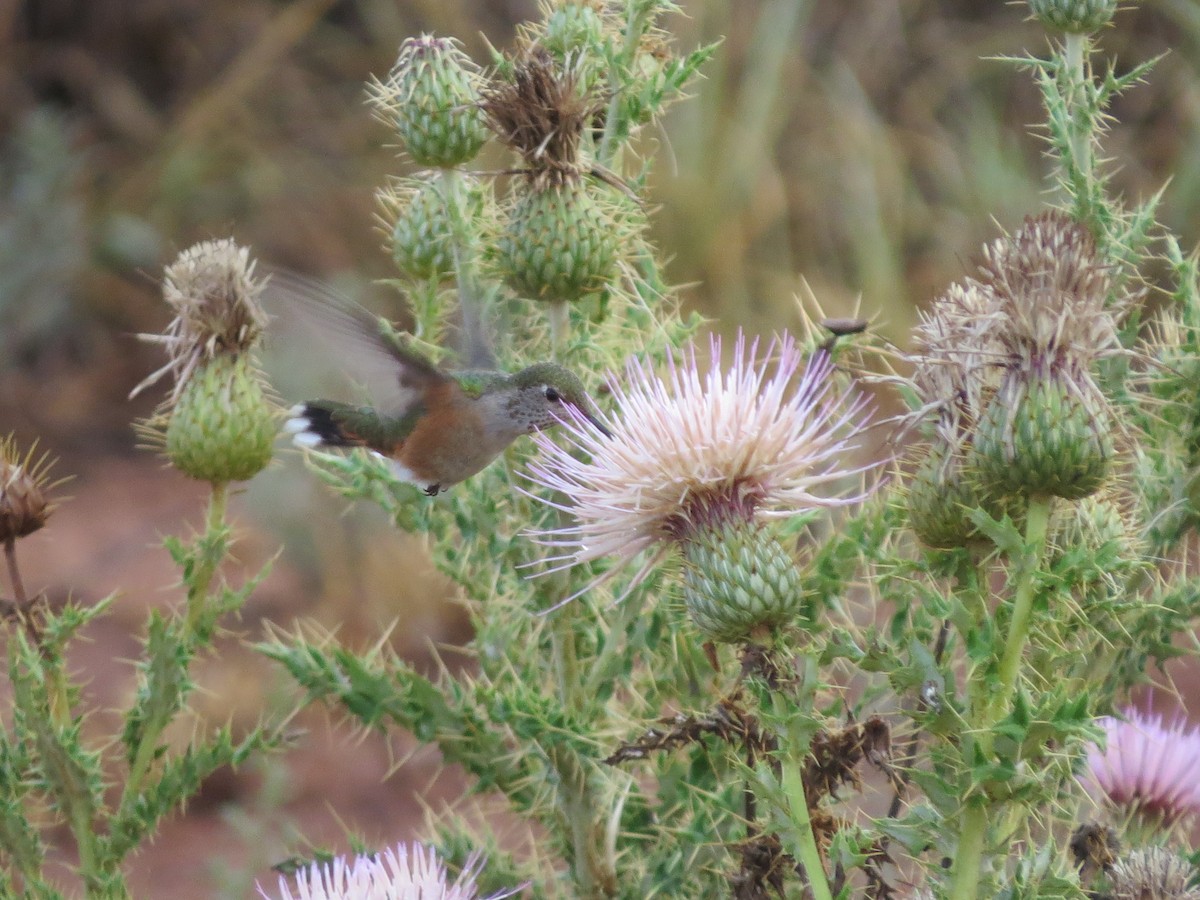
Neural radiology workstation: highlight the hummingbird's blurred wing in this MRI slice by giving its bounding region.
[265,270,448,418]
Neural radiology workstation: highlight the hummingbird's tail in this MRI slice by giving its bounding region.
[284,401,364,449]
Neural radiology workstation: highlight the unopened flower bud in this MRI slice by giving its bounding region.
[166,354,275,483]
[371,36,487,168]
[680,519,804,644]
[379,174,489,281]
[498,177,618,302]
[973,371,1112,500]
[1028,0,1118,34]
[907,444,1025,549]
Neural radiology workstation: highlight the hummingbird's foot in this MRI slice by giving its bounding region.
[424,483,442,497]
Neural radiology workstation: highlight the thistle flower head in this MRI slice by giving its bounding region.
[0,436,62,543]
[977,210,1118,375]
[1028,0,1118,34]
[1084,708,1200,834]
[368,35,488,168]
[258,844,511,900]
[1108,846,1200,900]
[969,211,1121,500]
[129,238,269,404]
[909,279,1002,448]
[525,331,877,612]
[132,240,276,484]
[481,49,596,187]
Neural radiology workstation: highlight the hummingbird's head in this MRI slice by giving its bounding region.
[508,363,612,438]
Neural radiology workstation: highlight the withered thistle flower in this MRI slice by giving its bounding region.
[258,843,513,900]
[369,35,488,168]
[904,279,1021,548]
[971,211,1121,501]
[1108,846,1200,900]
[132,239,276,484]
[482,51,618,303]
[0,436,60,544]
[525,331,878,641]
[1084,708,1200,835]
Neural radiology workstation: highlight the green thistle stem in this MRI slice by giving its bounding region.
[597,3,651,166]
[781,755,833,900]
[950,497,1052,900]
[126,481,229,806]
[185,481,228,632]
[997,497,1051,694]
[1063,32,1092,184]
[440,168,489,366]
[4,537,26,607]
[548,300,570,358]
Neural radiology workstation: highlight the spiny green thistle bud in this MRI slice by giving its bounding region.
[542,1,607,57]
[679,519,804,644]
[0,437,60,543]
[165,354,275,483]
[1028,0,1118,34]
[1049,491,1130,557]
[497,177,618,301]
[369,35,487,168]
[131,239,276,485]
[906,443,1025,549]
[973,371,1112,500]
[378,174,489,281]
[967,211,1122,501]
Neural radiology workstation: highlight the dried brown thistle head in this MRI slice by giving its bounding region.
[129,239,269,404]
[0,436,65,543]
[480,49,600,187]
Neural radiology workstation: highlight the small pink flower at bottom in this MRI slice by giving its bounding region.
[257,843,515,900]
[1084,708,1200,831]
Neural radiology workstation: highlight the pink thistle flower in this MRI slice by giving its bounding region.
[1084,708,1200,831]
[523,331,879,628]
[258,843,515,900]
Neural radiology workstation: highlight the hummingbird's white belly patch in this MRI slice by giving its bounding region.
[371,452,433,492]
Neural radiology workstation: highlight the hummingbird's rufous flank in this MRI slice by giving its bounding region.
[281,278,610,496]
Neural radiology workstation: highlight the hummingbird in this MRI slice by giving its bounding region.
[277,275,611,496]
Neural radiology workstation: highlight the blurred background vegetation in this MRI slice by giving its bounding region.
[4,0,1200,895]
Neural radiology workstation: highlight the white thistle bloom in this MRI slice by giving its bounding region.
[524,331,879,613]
[258,843,513,900]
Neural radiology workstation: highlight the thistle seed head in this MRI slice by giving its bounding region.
[129,238,269,405]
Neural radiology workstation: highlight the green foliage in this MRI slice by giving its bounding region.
[0,486,284,896]
[254,2,1200,896]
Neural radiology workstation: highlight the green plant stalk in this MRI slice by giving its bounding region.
[546,598,617,895]
[949,496,1052,900]
[440,167,489,367]
[1062,33,1094,191]
[780,753,833,900]
[547,743,615,898]
[127,481,228,803]
[185,481,229,631]
[596,2,652,167]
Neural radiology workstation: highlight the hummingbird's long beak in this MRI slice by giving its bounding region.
[581,409,613,439]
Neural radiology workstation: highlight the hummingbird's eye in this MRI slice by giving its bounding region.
[544,386,561,403]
